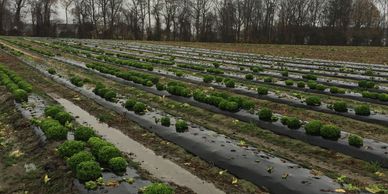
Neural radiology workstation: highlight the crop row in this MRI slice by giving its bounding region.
[0,38,55,57]
[34,103,173,192]
[0,64,32,102]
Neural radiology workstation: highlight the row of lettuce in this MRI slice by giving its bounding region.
[0,64,31,102]
[91,81,189,132]
[0,37,55,57]
[203,72,388,103]
[65,63,365,148]
[161,81,364,147]
[35,104,174,193]
[203,74,376,116]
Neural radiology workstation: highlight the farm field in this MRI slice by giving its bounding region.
[0,36,388,194]
[143,41,388,65]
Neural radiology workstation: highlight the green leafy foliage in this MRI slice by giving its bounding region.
[166,82,192,97]
[348,134,363,147]
[39,118,68,140]
[70,76,84,87]
[74,126,96,142]
[297,81,305,88]
[257,86,268,95]
[263,77,272,83]
[133,102,146,115]
[109,157,128,174]
[143,183,174,194]
[355,105,371,116]
[218,100,239,112]
[87,137,112,155]
[320,125,341,140]
[54,111,73,125]
[305,96,321,106]
[203,75,215,83]
[175,119,188,132]
[285,80,294,86]
[97,146,121,164]
[44,105,64,118]
[302,74,317,80]
[48,68,56,75]
[333,101,348,112]
[285,117,301,129]
[224,79,235,88]
[304,120,322,136]
[67,151,95,171]
[124,99,137,110]
[258,108,272,121]
[12,89,28,102]
[76,161,102,182]
[330,87,345,94]
[58,140,85,158]
[358,80,375,89]
[161,116,171,127]
[245,74,254,80]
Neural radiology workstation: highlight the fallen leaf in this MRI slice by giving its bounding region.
[365,184,386,193]
[219,169,227,175]
[374,171,385,177]
[10,150,23,158]
[43,174,50,184]
[106,180,119,187]
[334,189,346,193]
[238,140,246,147]
[232,177,238,184]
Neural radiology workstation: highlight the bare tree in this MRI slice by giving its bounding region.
[0,0,8,34]
[263,0,277,42]
[108,0,124,38]
[61,0,73,26]
[97,0,109,35]
[29,0,57,37]
[191,0,211,40]
[163,0,178,40]
[152,0,163,40]
[14,0,385,45]
[177,0,192,41]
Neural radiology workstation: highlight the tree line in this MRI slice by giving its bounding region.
[0,0,387,46]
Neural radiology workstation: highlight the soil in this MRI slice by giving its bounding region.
[0,88,78,194]
[142,41,388,65]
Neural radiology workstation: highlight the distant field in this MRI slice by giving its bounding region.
[143,41,388,64]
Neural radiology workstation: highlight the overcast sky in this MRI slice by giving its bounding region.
[23,3,74,24]
[53,4,74,23]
